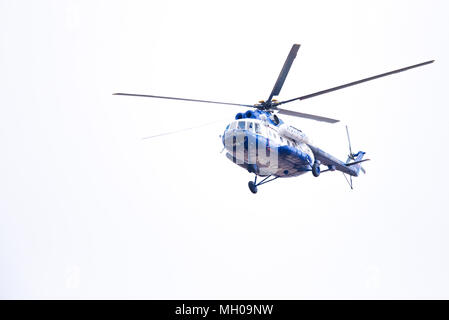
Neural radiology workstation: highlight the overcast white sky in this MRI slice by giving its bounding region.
[1,0,448,299]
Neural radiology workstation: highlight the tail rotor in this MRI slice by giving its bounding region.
[343,125,367,189]
[346,125,354,161]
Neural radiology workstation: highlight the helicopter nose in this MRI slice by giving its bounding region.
[222,128,250,151]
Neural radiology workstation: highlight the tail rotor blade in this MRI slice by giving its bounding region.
[342,173,353,190]
[346,125,353,156]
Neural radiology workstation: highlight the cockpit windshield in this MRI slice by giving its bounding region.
[227,120,264,134]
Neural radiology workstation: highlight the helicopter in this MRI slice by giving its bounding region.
[114,44,434,193]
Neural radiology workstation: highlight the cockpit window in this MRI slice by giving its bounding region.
[238,121,246,130]
[230,122,237,129]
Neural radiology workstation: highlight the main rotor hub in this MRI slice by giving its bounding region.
[255,99,279,111]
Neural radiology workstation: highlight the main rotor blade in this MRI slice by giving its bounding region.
[267,44,301,102]
[113,93,254,108]
[277,107,339,123]
[142,119,223,140]
[277,60,434,105]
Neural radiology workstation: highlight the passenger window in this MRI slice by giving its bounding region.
[248,122,254,132]
[238,121,245,130]
[280,136,283,142]
[255,123,261,134]
[287,140,290,146]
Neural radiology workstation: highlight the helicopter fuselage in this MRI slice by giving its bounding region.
[113,43,433,192]
[222,111,316,178]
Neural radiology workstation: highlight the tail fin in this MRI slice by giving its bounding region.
[346,151,366,175]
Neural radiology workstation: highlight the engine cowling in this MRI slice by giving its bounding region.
[278,124,311,144]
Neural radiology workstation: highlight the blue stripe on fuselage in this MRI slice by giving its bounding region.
[223,129,312,177]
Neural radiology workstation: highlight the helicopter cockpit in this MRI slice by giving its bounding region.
[225,119,264,135]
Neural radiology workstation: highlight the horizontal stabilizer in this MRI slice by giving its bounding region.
[345,158,370,167]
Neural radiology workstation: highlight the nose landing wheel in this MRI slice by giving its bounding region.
[248,175,279,194]
[248,181,258,194]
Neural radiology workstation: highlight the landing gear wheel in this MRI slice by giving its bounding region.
[248,181,258,194]
[312,163,321,177]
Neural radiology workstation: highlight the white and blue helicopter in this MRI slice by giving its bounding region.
[114,44,433,193]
